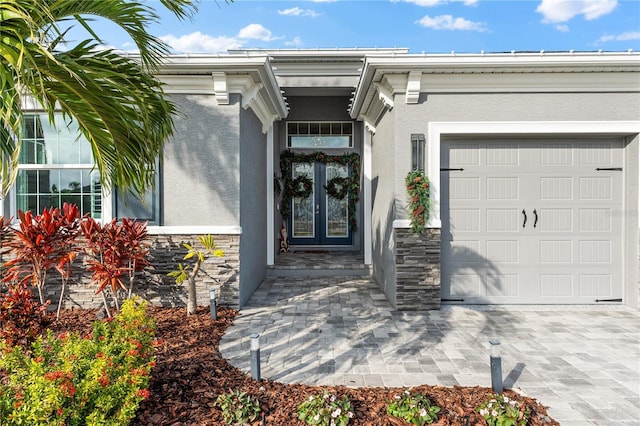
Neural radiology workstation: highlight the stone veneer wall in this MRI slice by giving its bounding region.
[394,227,441,310]
[41,234,240,311]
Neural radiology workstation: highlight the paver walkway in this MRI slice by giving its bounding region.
[220,276,640,425]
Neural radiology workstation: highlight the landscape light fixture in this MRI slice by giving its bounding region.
[250,333,261,380]
[209,288,217,320]
[489,338,503,393]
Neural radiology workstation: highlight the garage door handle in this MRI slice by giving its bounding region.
[533,209,538,228]
[522,209,527,228]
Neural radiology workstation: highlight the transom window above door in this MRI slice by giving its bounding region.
[287,122,353,148]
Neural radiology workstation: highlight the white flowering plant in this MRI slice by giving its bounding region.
[297,391,355,426]
[477,393,530,426]
[386,390,441,425]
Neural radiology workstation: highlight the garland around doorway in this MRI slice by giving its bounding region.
[279,150,361,231]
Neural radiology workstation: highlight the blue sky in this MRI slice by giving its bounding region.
[98,0,640,53]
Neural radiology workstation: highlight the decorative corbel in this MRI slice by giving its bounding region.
[373,82,394,110]
[406,71,422,104]
[360,115,377,134]
[211,72,229,105]
[241,82,264,111]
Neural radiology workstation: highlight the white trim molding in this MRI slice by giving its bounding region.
[266,127,275,266]
[427,120,640,229]
[147,226,242,235]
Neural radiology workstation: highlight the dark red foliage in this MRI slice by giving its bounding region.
[81,217,151,296]
[3,204,81,302]
[0,282,50,348]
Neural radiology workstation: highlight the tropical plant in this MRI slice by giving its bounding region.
[0,0,198,199]
[387,390,440,425]
[215,390,262,425]
[168,234,224,315]
[477,393,530,426]
[405,170,431,234]
[81,217,151,317]
[0,298,156,426]
[296,391,355,426]
[0,282,49,348]
[3,204,81,314]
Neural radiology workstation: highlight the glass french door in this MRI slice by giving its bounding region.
[289,162,353,245]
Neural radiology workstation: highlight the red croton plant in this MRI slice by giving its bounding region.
[3,203,82,319]
[81,217,151,317]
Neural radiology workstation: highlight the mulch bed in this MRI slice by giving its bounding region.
[49,306,559,425]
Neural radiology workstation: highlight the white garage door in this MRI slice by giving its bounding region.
[441,138,624,304]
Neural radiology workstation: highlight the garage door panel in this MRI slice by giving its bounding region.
[540,143,573,166]
[486,177,520,200]
[540,275,573,297]
[450,177,481,200]
[486,143,520,166]
[449,209,480,233]
[539,208,573,232]
[539,240,573,263]
[444,240,482,263]
[486,209,520,232]
[579,143,613,165]
[449,143,481,166]
[449,274,482,297]
[579,240,612,263]
[540,177,573,200]
[579,275,612,298]
[486,240,519,263]
[579,208,612,232]
[486,274,519,297]
[579,177,612,200]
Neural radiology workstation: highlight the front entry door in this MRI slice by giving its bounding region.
[289,161,352,246]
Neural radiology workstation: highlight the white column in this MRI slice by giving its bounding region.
[363,127,372,265]
[266,126,275,266]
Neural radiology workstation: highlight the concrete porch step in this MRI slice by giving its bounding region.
[268,251,371,278]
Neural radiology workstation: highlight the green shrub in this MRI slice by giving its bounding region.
[215,390,261,425]
[297,391,355,426]
[477,393,530,426]
[0,298,156,425]
[387,390,440,425]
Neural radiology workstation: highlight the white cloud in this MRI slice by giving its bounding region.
[237,24,279,42]
[536,0,617,23]
[396,0,478,6]
[555,24,570,32]
[596,31,640,44]
[285,36,304,47]
[402,0,442,6]
[416,14,487,31]
[160,32,241,53]
[278,7,321,17]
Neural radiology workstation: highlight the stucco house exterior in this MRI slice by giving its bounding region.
[9,48,640,311]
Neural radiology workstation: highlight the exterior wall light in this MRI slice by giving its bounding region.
[489,338,503,393]
[250,333,261,380]
[411,133,425,171]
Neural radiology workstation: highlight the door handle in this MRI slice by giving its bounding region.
[533,209,538,228]
[315,204,320,215]
[522,209,527,228]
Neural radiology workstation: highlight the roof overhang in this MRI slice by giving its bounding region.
[350,51,640,120]
[156,55,288,132]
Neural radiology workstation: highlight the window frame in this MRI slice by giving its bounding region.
[14,113,103,219]
[286,121,354,149]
